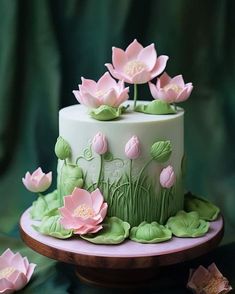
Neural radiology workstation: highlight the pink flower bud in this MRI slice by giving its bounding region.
[125,136,141,159]
[22,167,52,193]
[92,132,108,155]
[160,165,176,188]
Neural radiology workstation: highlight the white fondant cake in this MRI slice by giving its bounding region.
[58,102,184,226]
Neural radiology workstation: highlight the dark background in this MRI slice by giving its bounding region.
[0,0,234,292]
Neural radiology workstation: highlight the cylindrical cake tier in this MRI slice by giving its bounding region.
[58,103,184,226]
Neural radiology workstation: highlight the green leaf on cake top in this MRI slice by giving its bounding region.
[135,100,176,115]
[130,221,172,243]
[30,190,60,221]
[81,217,130,244]
[55,136,71,160]
[150,140,172,162]
[184,192,220,221]
[89,105,125,121]
[166,210,209,238]
[33,215,73,239]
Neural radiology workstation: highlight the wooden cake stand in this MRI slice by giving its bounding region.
[20,208,224,288]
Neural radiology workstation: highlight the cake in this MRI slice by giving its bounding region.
[22,39,220,244]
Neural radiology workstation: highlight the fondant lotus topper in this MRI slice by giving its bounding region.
[73,39,193,119]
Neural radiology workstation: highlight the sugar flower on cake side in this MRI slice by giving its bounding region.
[22,167,52,193]
[59,188,108,235]
[0,248,36,293]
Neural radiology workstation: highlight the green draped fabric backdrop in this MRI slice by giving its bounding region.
[0,0,235,292]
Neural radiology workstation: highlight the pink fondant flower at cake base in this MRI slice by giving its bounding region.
[59,188,108,235]
[105,39,168,84]
[73,72,129,108]
[22,167,52,193]
[92,132,108,155]
[149,72,193,103]
[0,249,36,294]
[125,136,141,159]
[187,263,232,294]
[159,165,176,189]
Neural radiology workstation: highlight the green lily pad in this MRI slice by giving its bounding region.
[166,210,209,238]
[135,100,176,115]
[150,140,172,162]
[81,217,130,244]
[89,105,124,121]
[130,221,172,243]
[184,192,220,221]
[33,215,73,239]
[30,190,60,221]
[60,163,83,197]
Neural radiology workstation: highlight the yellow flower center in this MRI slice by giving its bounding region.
[203,277,227,294]
[124,60,147,77]
[73,204,94,219]
[0,267,15,279]
[163,83,182,93]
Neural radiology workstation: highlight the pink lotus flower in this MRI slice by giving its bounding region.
[149,72,193,103]
[125,136,141,159]
[105,39,168,84]
[73,72,129,108]
[0,249,36,294]
[159,165,176,189]
[22,167,52,193]
[187,263,232,294]
[59,188,108,235]
[92,132,108,155]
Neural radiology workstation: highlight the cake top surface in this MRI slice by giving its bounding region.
[60,101,184,124]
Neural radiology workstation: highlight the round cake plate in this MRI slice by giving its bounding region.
[20,208,224,288]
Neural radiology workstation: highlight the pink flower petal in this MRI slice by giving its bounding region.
[26,263,36,282]
[99,203,108,220]
[114,87,129,107]
[125,39,143,60]
[157,72,171,88]
[11,271,28,291]
[150,55,169,79]
[11,253,26,275]
[79,91,101,108]
[37,173,52,192]
[32,167,43,178]
[149,81,159,99]
[112,47,127,71]
[100,89,117,106]
[70,188,93,209]
[63,195,77,213]
[170,74,185,88]
[72,90,83,104]
[176,87,190,102]
[80,77,97,92]
[0,278,14,294]
[137,43,157,71]
[97,72,116,91]
[105,64,132,83]
[131,69,151,84]
[91,189,104,214]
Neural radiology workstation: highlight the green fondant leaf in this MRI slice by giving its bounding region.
[33,215,73,239]
[130,221,172,244]
[135,100,176,115]
[54,136,71,160]
[184,192,220,221]
[30,190,60,221]
[89,105,122,121]
[60,164,83,196]
[103,151,114,161]
[166,210,209,238]
[150,140,172,162]
[81,217,130,244]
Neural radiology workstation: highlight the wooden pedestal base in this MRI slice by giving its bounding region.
[20,208,224,288]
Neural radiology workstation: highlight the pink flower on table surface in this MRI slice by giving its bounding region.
[105,39,168,84]
[159,165,176,189]
[59,188,108,235]
[73,72,129,108]
[92,132,108,155]
[22,167,52,193]
[149,72,193,103]
[125,136,141,159]
[0,248,36,294]
[187,263,232,294]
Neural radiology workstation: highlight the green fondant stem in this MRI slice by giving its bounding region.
[134,158,153,196]
[160,189,167,224]
[133,84,138,109]
[75,156,83,164]
[96,154,103,188]
[59,162,65,206]
[129,159,133,197]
